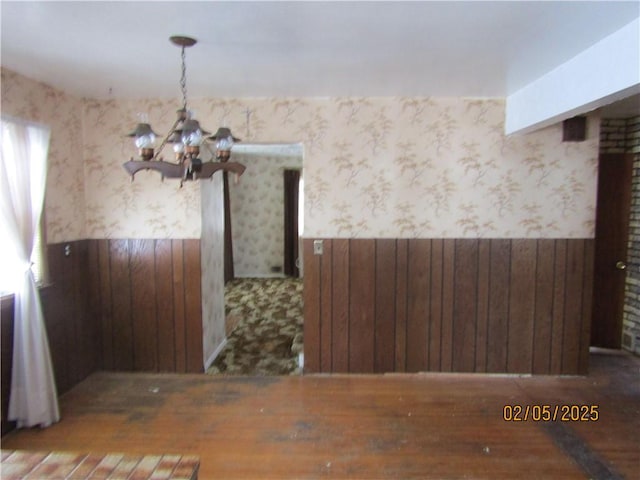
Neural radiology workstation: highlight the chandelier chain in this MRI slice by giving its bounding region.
[180,46,188,110]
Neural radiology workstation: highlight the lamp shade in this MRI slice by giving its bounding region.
[209,127,241,143]
[209,127,241,151]
[127,123,158,148]
[181,119,212,147]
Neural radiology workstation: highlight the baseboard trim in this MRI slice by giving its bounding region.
[204,338,228,370]
[235,274,286,278]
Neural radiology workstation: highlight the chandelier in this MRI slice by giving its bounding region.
[123,36,245,185]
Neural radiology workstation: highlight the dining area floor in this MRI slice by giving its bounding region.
[1,349,638,479]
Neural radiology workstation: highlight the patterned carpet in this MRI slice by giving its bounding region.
[207,278,304,376]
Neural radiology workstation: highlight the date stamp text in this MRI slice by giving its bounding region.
[503,404,599,422]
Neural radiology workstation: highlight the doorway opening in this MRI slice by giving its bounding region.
[209,143,305,375]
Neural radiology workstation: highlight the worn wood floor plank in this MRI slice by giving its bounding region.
[2,352,638,479]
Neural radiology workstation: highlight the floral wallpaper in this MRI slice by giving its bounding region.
[230,152,303,277]
[307,97,598,238]
[81,96,598,240]
[2,67,599,243]
[200,177,225,366]
[2,67,600,369]
[82,97,201,239]
[1,68,86,243]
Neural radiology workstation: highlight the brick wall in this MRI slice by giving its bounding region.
[600,119,628,152]
[600,116,640,354]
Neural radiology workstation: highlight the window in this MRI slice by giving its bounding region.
[0,116,50,294]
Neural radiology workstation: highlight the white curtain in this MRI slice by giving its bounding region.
[1,116,60,428]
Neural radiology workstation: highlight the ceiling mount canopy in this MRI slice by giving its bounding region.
[169,35,197,48]
[123,35,245,186]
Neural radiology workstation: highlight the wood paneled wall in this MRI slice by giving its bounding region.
[44,241,102,390]
[2,238,204,436]
[90,239,203,374]
[1,295,16,436]
[1,240,101,435]
[303,238,594,375]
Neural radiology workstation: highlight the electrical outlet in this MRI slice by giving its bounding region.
[313,240,323,255]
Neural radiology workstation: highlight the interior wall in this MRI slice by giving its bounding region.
[89,238,203,373]
[1,68,602,377]
[625,116,640,355]
[1,240,101,436]
[74,95,598,240]
[1,69,97,435]
[304,238,593,375]
[303,98,598,239]
[1,69,207,378]
[82,97,201,239]
[230,152,303,277]
[1,68,86,243]
[201,177,226,367]
[1,69,601,259]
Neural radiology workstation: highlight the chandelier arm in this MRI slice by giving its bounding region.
[122,159,246,181]
[123,159,183,179]
[152,116,183,161]
[197,161,246,178]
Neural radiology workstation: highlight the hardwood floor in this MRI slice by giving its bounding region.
[2,350,638,479]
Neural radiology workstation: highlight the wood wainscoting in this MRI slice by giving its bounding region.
[303,238,594,375]
[1,241,101,435]
[2,239,203,436]
[89,239,203,374]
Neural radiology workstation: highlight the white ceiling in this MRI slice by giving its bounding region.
[1,1,639,105]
